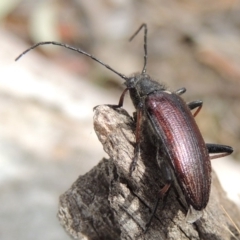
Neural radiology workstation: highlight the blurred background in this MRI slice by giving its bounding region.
[1,0,240,239]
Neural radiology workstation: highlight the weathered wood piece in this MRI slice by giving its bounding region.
[58,105,240,240]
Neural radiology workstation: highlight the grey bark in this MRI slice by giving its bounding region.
[58,105,240,240]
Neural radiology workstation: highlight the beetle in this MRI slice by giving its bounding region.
[15,24,233,227]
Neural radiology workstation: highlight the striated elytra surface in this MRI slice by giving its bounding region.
[146,91,211,211]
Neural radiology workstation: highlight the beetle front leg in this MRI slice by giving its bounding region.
[206,143,233,159]
[111,87,129,108]
[188,100,203,117]
[175,87,203,117]
[93,88,129,110]
[130,103,144,175]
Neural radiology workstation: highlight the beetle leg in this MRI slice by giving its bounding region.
[93,88,129,110]
[145,156,172,231]
[175,87,186,95]
[114,87,129,108]
[145,181,172,232]
[130,104,143,174]
[188,100,203,117]
[206,143,233,160]
[175,89,203,117]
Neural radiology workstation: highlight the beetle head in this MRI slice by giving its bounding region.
[126,73,166,97]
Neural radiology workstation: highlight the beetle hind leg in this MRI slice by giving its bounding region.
[206,143,233,160]
[188,100,203,117]
[145,181,172,233]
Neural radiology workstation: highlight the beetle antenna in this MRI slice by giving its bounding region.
[129,23,148,74]
[15,41,129,81]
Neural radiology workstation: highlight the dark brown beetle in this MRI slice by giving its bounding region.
[15,24,233,228]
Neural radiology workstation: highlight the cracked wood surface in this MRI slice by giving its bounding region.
[58,105,240,240]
